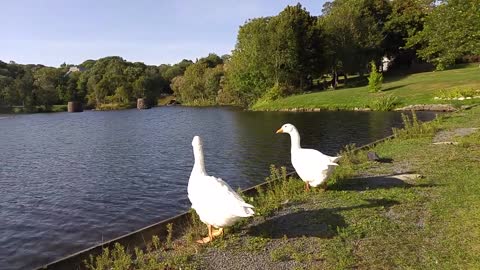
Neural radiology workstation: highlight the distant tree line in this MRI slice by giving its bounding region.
[1,0,478,110]
[0,57,194,111]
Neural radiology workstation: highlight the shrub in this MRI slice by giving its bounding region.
[262,83,287,102]
[435,87,479,99]
[369,95,399,111]
[368,61,383,93]
[392,111,439,139]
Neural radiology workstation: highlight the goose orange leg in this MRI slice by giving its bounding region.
[305,182,310,192]
[197,224,214,244]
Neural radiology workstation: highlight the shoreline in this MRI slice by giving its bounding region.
[251,103,466,112]
[44,105,480,269]
[35,121,424,270]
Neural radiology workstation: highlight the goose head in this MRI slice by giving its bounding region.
[276,123,296,134]
[192,135,203,147]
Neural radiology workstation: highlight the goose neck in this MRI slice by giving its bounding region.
[289,129,301,151]
[192,145,207,175]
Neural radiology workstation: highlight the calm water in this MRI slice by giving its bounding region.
[0,107,437,269]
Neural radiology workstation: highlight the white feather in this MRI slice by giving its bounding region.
[278,124,340,187]
[187,136,254,228]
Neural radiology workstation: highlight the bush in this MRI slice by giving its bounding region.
[262,83,287,101]
[392,112,439,139]
[369,95,399,111]
[435,88,479,99]
[368,61,383,93]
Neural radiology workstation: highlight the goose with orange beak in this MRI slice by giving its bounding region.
[188,136,255,243]
[276,123,340,191]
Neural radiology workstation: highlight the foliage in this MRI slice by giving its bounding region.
[392,111,438,139]
[406,0,480,70]
[224,4,322,106]
[0,57,175,111]
[368,61,383,92]
[384,0,434,56]
[262,83,288,102]
[436,87,479,99]
[321,0,390,76]
[254,165,306,216]
[171,61,224,105]
[369,94,398,111]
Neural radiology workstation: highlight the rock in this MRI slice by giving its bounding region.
[391,174,422,181]
[395,104,457,112]
[458,97,465,101]
[67,101,83,112]
[367,151,380,161]
[433,141,459,145]
[137,98,150,109]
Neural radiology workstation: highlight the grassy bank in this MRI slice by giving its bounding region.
[0,104,69,114]
[252,65,480,111]
[85,106,480,269]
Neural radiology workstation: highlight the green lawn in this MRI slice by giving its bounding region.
[252,65,480,111]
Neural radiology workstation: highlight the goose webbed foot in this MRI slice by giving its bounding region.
[212,227,224,237]
[196,224,214,244]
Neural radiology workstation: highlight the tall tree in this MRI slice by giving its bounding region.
[321,0,389,85]
[406,0,480,70]
[33,67,61,108]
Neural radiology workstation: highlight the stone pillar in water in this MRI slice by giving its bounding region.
[137,98,150,109]
[67,101,83,112]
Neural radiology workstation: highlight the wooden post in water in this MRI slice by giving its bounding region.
[137,98,149,109]
[67,101,83,112]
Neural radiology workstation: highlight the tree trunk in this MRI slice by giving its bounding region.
[332,69,338,89]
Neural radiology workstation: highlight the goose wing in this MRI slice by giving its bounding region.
[188,174,254,217]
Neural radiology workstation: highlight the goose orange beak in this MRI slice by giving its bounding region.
[276,128,283,134]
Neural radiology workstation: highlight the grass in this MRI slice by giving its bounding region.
[252,64,480,111]
[96,102,135,111]
[369,94,399,111]
[86,106,480,269]
[157,95,176,106]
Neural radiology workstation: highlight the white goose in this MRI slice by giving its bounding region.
[187,136,255,243]
[276,123,340,191]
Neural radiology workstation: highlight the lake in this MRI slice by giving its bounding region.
[0,107,437,269]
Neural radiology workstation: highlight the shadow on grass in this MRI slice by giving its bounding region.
[381,84,410,92]
[377,157,394,163]
[330,173,436,191]
[248,198,398,239]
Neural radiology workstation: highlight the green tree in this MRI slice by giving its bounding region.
[33,67,61,108]
[321,0,389,84]
[368,61,383,92]
[384,0,434,56]
[198,53,223,68]
[223,17,273,106]
[269,4,323,91]
[406,0,480,70]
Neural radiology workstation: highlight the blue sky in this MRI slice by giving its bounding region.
[1,0,327,67]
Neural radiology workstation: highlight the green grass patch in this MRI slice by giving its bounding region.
[96,102,135,111]
[252,65,480,111]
